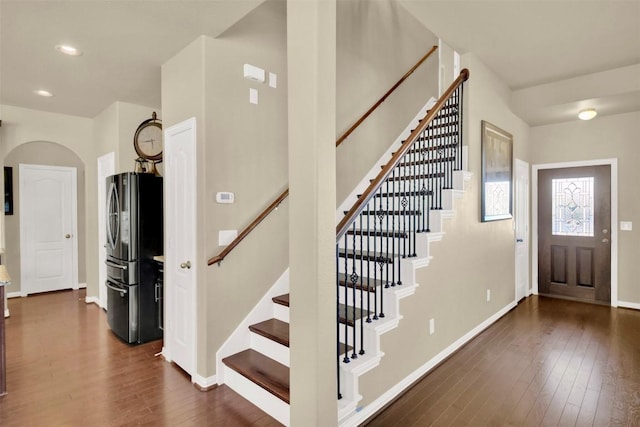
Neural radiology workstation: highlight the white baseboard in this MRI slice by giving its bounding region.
[618,300,640,311]
[78,282,87,289]
[339,300,517,427]
[193,372,218,390]
[85,296,101,306]
[7,291,26,298]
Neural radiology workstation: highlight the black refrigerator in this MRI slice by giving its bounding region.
[105,172,163,344]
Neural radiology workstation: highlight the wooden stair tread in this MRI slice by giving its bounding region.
[249,319,289,347]
[337,248,394,263]
[223,349,290,404]
[346,229,408,238]
[337,272,384,292]
[384,172,446,182]
[338,303,371,326]
[272,293,289,307]
[354,209,422,216]
[359,190,434,198]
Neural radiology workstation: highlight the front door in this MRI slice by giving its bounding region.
[538,165,611,304]
[20,164,78,294]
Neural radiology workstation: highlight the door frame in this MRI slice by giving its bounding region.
[532,158,618,306]
[514,158,530,302]
[97,152,115,309]
[19,163,79,295]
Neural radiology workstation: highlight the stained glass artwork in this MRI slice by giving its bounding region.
[552,177,594,236]
[484,181,510,217]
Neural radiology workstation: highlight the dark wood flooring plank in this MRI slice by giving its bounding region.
[365,296,640,427]
[0,290,282,427]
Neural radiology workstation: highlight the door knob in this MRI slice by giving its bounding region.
[603,229,608,234]
[602,238,609,243]
[65,234,71,239]
[180,261,192,269]
[516,239,524,243]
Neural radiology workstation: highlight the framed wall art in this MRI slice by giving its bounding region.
[4,167,12,216]
[481,121,513,222]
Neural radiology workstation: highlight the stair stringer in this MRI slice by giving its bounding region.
[216,268,289,384]
[337,170,471,424]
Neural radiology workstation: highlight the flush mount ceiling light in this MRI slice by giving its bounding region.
[34,89,53,97]
[578,108,597,121]
[55,44,82,56]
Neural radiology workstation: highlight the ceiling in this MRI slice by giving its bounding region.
[1,0,639,126]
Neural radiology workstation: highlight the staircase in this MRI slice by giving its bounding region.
[217,70,469,426]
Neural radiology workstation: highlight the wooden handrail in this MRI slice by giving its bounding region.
[336,69,469,240]
[335,45,438,147]
[209,48,440,265]
[207,188,289,265]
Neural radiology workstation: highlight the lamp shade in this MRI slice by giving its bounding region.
[0,265,10,284]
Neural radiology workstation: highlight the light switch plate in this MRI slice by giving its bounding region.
[219,230,238,246]
[620,221,633,231]
[269,72,277,88]
[249,88,258,105]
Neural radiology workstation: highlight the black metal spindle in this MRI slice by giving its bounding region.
[336,243,342,399]
[350,221,358,360]
[342,233,350,364]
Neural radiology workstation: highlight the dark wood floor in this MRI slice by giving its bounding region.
[0,289,281,426]
[366,296,640,427]
[1,291,639,426]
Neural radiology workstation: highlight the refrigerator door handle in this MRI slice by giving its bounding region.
[105,281,128,294]
[105,261,128,270]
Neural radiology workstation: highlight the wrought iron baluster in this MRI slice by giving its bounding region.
[342,233,350,364]
[350,221,358,360]
[336,243,342,399]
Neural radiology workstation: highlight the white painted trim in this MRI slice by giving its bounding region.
[7,291,26,298]
[618,301,640,311]
[78,282,87,289]
[531,158,618,306]
[4,308,9,318]
[336,97,438,222]
[193,372,218,389]
[339,301,517,427]
[216,269,289,384]
[224,367,290,426]
[84,296,102,307]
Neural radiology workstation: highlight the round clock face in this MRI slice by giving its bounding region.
[134,122,163,161]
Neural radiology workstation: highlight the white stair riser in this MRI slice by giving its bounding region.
[273,303,289,323]
[250,332,290,367]
[223,366,290,426]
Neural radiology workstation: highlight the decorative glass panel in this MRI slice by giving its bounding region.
[552,177,594,236]
[484,181,511,218]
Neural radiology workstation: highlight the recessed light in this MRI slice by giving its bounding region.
[34,89,54,97]
[55,44,82,56]
[578,109,597,121]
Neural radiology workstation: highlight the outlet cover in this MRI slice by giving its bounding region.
[486,289,491,302]
[219,230,238,246]
[429,318,435,335]
[620,221,633,231]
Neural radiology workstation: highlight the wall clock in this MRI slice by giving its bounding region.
[133,112,163,161]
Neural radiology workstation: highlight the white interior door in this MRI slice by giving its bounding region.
[515,159,530,302]
[164,118,197,377]
[97,152,115,309]
[20,164,78,295]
